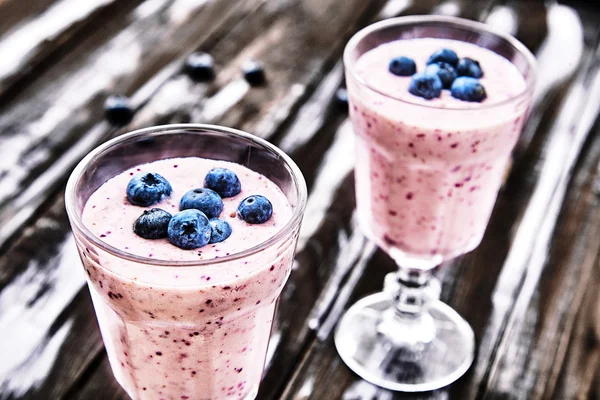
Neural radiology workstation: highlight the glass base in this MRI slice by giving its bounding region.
[334,292,474,392]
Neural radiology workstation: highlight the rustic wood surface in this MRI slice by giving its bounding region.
[0,0,598,399]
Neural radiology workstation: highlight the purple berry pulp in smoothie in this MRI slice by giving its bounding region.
[79,157,295,400]
[348,38,530,260]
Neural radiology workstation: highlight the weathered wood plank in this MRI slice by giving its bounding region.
[0,0,59,38]
[0,194,99,400]
[0,0,145,100]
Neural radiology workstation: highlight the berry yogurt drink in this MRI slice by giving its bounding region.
[347,37,532,260]
[65,125,306,400]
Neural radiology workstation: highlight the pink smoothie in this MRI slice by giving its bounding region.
[348,38,530,260]
[78,157,295,400]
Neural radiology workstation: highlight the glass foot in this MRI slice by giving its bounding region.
[334,292,475,392]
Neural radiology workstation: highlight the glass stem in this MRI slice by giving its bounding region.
[379,265,440,347]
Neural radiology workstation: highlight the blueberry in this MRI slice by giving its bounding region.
[204,168,241,198]
[408,73,442,100]
[237,195,273,224]
[242,60,266,86]
[180,188,223,218]
[184,52,215,82]
[427,48,459,67]
[424,62,457,89]
[388,56,416,76]
[450,77,487,102]
[209,219,232,244]
[168,209,212,249]
[104,95,134,126]
[133,208,172,239]
[126,172,172,207]
[456,57,483,78]
[335,87,348,110]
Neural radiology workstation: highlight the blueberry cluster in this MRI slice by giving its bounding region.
[127,167,274,250]
[389,48,486,102]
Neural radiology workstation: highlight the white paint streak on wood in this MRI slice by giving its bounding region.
[379,0,413,19]
[0,238,85,396]
[254,83,306,139]
[134,0,168,19]
[1,320,73,399]
[0,0,114,86]
[433,1,461,17]
[485,5,518,36]
[532,5,583,104]
[168,0,210,24]
[279,62,343,153]
[200,80,250,122]
[295,119,355,253]
[264,329,281,372]
[308,215,368,332]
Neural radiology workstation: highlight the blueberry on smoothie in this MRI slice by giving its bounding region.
[180,188,223,219]
[408,73,442,100]
[237,195,273,224]
[133,208,172,239]
[426,48,459,67]
[208,219,232,244]
[424,62,457,89]
[450,77,487,102]
[184,52,215,82]
[389,56,416,76]
[456,57,483,78]
[104,94,134,126]
[168,209,212,249]
[204,168,241,198]
[126,172,172,207]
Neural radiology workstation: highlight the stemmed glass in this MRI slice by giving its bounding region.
[334,16,536,392]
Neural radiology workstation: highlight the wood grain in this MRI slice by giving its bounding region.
[0,0,598,399]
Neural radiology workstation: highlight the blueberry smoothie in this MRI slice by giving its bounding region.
[347,38,530,259]
[78,157,295,400]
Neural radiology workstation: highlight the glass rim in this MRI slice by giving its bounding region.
[65,123,308,267]
[344,15,538,111]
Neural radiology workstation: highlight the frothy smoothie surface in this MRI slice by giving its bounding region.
[355,38,526,107]
[82,157,292,262]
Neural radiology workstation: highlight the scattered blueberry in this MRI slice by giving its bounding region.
[335,87,349,109]
[184,52,215,82]
[180,188,223,219]
[242,60,266,86]
[237,195,273,224]
[104,95,134,126]
[427,48,459,67]
[456,57,483,78]
[424,62,457,89]
[388,56,416,76]
[126,172,172,207]
[209,219,232,244]
[133,208,172,239]
[451,77,487,102]
[204,168,241,198]
[168,209,212,250]
[408,73,442,100]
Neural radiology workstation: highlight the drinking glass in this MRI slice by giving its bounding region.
[335,16,536,392]
[65,124,307,400]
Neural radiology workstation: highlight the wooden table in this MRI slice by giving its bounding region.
[0,0,598,399]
